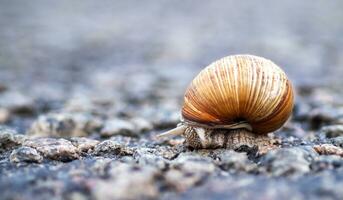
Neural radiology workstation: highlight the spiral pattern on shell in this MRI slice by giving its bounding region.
[182,54,294,134]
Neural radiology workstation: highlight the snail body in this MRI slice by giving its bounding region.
[159,55,294,152]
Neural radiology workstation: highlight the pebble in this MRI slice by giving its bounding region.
[211,149,257,172]
[259,147,318,177]
[29,113,103,137]
[165,153,216,192]
[320,125,343,138]
[0,126,26,152]
[100,118,137,137]
[63,95,96,113]
[133,145,181,169]
[292,98,312,120]
[307,106,343,129]
[178,171,343,200]
[23,138,80,161]
[311,155,343,172]
[90,158,113,177]
[313,144,343,157]
[70,137,100,152]
[10,146,43,163]
[331,136,343,148]
[0,91,34,114]
[91,163,160,200]
[93,140,135,156]
[141,106,180,129]
[130,117,153,132]
[0,108,10,123]
[135,152,168,169]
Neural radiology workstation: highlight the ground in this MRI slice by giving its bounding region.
[0,1,343,200]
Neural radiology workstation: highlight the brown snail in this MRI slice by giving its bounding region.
[158,55,294,152]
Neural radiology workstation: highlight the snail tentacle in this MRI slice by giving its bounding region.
[157,124,186,138]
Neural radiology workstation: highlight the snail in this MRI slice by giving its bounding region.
[158,54,294,153]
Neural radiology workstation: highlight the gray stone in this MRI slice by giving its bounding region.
[91,163,160,200]
[0,91,34,113]
[63,95,96,113]
[260,147,318,177]
[100,118,137,137]
[136,153,168,169]
[0,108,10,123]
[70,137,100,152]
[94,140,135,156]
[331,136,343,148]
[178,171,343,200]
[320,125,343,138]
[165,152,216,192]
[307,106,343,129]
[313,144,343,157]
[0,126,26,152]
[133,147,172,169]
[212,149,257,172]
[10,146,43,163]
[89,158,113,177]
[23,138,79,161]
[311,155,343,172]
[29,113,103,137]
[140,106,180,129]
[171,153,216,174]
[293,98,312,120]
[130,117,153,132]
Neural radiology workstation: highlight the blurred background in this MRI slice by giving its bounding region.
[0,0,343,129]
[1,1,343,84]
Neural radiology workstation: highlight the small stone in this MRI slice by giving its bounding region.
[133,147,177,169]
[141,106,179,129]
[0,108,10,123]
[67,192,88,200]
[90,158,113,177]
[313,144,343,157]
[130,117,153,132]
[212,149,257,172]
[165,153,216,192]
[331,136,343,148]
[29,113,75,137]
[292,98,312,120]
[94,140,135,156]
[10,146,43,163]
[311,155,343,172]
[64,95,95,113]
[320,125,343,138]
[307,106,343,129]
[136,153,167,169]
[260,147,318,177]
[0,126,26,152]
[70,137,100,152]
[91,163,160,200]
[154,145,181,160]
[29,113,102,137]
[23,138,79,161]
[100,119,137,137]
[172,152,216,173]
[0,91,34,114]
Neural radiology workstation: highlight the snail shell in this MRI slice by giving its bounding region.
[158,54,294,150]
[182,54,293,134]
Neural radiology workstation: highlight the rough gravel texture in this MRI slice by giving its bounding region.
[1,1,343,200]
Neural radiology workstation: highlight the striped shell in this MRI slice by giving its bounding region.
[182,55,294,134]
